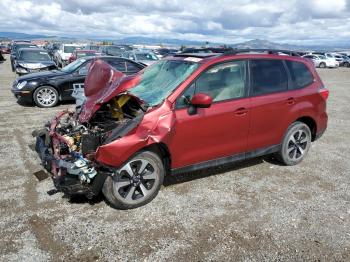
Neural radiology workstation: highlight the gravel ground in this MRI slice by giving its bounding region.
[0,55,349,261]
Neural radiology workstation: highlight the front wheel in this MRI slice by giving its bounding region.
[33,86,59,108]
[277,122,312,166]
[319,62,326,68]
[103,151,164,209]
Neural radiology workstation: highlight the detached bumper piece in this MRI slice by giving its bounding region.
[33,130,110,199]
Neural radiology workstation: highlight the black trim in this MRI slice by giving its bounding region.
[314,129,326,141]
[222,49,300,57]
[171,144,280,175]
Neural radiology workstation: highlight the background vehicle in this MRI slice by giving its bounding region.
[0,52,5,63]
[341,55,350,67]
[12,56,145,107]
[10,42,38,71]
[68,50,100,63]
[331,53,346,66]
[46,42,60,58]
[14,48,56,75]
[154,48,178,58]
[98,45,132,56]
[84,44,100,51]
[54,44,81,67]
[33,49,328,209]
[0,44,11,54]
[303,54,339,68]
[122,50,159,65]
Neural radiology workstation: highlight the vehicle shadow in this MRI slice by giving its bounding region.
[163,155,276,186]
[17,98,74,107]
[66,193,104,206]
[56,155,281,206]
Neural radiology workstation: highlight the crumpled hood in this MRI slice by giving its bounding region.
[79,59,141,123]
[17,60,56,69]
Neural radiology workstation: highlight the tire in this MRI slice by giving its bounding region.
[33,86,59,108]
[277,121,312,166]
[319,62,326,68]
[343,62,349,67]
[102,151,165,209]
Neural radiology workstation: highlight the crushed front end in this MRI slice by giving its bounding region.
[33,94,145,199]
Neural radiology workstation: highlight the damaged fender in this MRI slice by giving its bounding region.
[95,100,176,167]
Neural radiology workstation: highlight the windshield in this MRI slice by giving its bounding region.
[129,60,199,106]
[61,58,86,73]
[14,44,36,54]
[77,52,98,58]
[89,45,100,51]
[106,46,123,55]
[318,55,326,59]
[136,52,159,61]
[19,50,50,61]
[64,46,78,53]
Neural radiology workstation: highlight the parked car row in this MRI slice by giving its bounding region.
[302,52,350,68]
[11,56,146,107]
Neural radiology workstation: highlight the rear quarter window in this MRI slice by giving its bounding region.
[286,61,314,89]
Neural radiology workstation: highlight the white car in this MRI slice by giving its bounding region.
[54,44,81,67]
[303,54,339,68]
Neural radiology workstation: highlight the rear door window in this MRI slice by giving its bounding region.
[286,61,314,89]
[250,59,288,96]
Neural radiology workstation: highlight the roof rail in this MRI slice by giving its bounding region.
[173,53,218,58]
[222,48,301,57]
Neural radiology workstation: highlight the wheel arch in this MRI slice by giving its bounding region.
[295,116,317,141]
[142,143,172,176]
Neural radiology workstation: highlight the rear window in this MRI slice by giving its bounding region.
[286,61,314,89]
[64,46,77,53]
[250,59,288,96]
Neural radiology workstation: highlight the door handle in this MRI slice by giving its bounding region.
[286,97,296,105]
[234,107,248,116]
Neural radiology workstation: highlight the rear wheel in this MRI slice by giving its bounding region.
[277,122,311,166]
[319,62,326,68]
[33,86,59,108]
[343,62,349,67]
[102,151,164,209]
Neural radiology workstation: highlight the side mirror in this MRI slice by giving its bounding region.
[191,93,212,108]
[188,93,212,115]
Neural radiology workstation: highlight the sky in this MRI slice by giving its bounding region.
[0,0,349,45]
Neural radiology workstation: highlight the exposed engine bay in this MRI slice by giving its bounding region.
[34,94,146,198]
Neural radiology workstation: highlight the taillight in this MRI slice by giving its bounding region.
[319,88,329,100]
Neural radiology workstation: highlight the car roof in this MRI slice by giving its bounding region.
[168,49,312,67]
[19,48,47,52]
[76,50,98,53]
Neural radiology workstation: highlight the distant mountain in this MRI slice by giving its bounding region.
[231,39,303,50]
[100,36,207,46]
[0,31,53,39]
[0,31,348,51]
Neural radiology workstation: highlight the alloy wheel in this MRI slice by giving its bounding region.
[286,130,309,161]
[36,88,57,107]
[112,159,159,204]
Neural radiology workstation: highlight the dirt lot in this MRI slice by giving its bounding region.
[0,55,349,261]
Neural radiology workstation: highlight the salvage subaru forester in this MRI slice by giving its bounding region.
[34,49,328,209]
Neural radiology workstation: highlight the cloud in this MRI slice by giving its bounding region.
[0,0,349,45]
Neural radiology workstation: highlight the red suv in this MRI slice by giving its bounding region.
[34,49,328,209]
